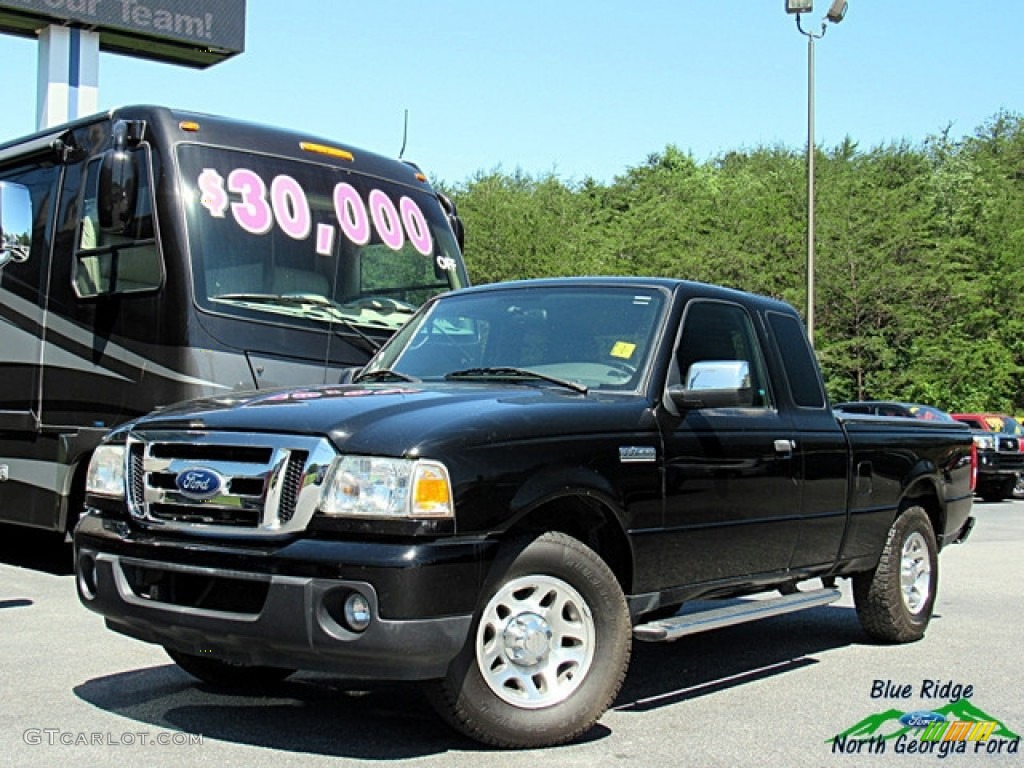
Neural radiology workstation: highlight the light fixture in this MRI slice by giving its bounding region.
[826,0,848,23]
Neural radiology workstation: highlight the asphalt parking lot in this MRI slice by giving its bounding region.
[1,502,1021,768]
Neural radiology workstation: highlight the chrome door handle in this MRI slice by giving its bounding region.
[774,439,796,456]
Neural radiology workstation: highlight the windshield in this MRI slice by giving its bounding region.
[178,144,466,332]
[363,285,668,391]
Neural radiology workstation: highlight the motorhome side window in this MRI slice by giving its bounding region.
[0,162,56,304]
[73,149,162,298]
[675,300,772,408]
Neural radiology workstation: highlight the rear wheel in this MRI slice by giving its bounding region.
[852,506,938,643]
[166,648,294,689]
[426,531,631,748]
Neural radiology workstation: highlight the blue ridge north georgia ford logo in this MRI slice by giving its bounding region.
[175,468,225,500]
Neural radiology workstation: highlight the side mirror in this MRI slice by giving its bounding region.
[437,192,465,253]
[669,360,754,410]
[97,120,146,235]
[97,147,138,234]
[0,181,32,269]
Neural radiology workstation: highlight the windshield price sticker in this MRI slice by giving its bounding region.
[197,168,434,257]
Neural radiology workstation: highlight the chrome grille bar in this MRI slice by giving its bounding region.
[125,430,336,537]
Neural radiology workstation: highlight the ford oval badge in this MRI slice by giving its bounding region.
[175,467,225,500]
[899,710,946,729]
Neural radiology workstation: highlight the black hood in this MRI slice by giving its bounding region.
[135,382,655,457]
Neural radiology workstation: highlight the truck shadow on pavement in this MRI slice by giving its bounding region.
[0,525,73,576]
[73,602,866,758]
[615,601,865,713]
[74,666,491,758]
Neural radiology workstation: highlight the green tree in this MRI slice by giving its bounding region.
[445,112,1024,413]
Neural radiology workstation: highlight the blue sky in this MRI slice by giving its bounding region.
[0,1,1020,185]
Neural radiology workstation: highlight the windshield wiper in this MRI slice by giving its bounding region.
[445,367,588,394]
[331,322,381,355]
[213,292,317,305]
[213,293,382,353]
[337,296,418,315]
[354,368,421,383]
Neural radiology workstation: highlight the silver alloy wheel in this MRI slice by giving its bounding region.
[900,531,932,614]
[475,574,596,709]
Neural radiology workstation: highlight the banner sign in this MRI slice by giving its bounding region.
[0,0,245,67]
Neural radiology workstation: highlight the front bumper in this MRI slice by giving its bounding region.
[75,514,497,680]
[977,449,1024,476]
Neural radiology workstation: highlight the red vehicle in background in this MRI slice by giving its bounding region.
[951,413,1024,501]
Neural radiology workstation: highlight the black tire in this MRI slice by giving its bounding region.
[426,531,631,748]
[166,648,294,689]
[1014,473,1024,500]
[852,506,938,643]
[980,476,1014,502]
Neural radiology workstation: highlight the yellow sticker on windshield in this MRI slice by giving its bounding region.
[611,342,636,359]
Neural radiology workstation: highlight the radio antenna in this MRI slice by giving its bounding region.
[398,109,409,159]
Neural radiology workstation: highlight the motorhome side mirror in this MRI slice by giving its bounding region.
[97,148,138,235]
[0,181,32,269]
[669,360,754,410]
[449,213,465,253]
[437,192,465,253]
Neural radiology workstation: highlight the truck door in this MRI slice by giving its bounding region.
[659,299,801,584]
[763,310,850,570]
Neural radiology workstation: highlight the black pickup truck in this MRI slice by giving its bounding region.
[75,277,975,748]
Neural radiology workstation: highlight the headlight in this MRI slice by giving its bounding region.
[320,456,453,519]
[86,445,126,498]
[973,434,996,451]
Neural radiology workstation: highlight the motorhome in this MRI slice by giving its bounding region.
[0,105,468,536]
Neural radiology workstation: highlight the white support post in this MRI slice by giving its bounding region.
[36,24,100,130]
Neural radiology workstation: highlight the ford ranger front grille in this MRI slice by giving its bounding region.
[998,436,1020,453]
[124,431,336,537]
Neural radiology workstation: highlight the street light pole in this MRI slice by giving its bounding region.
[788,1,848,347]
[795,14,823,346]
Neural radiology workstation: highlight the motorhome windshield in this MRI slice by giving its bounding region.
[179,145,466,332]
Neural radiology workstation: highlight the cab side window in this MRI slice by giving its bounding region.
[675,300,771,408]
[766,311,826,409]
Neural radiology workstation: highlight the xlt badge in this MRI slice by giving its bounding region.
[619,446,656,463]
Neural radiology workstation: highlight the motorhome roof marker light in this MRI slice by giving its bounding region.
[300,142,354,161]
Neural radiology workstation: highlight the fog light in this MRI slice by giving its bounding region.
[343,592,372,632]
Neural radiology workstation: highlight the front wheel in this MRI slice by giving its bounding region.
[980,476,1015,502]
[166,648,294,689]
[852,506,938,643]
[426,531,631,748]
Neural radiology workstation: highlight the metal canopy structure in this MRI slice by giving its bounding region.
[0,0,246,129]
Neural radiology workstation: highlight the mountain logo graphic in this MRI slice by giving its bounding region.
[832,698,1020,742]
